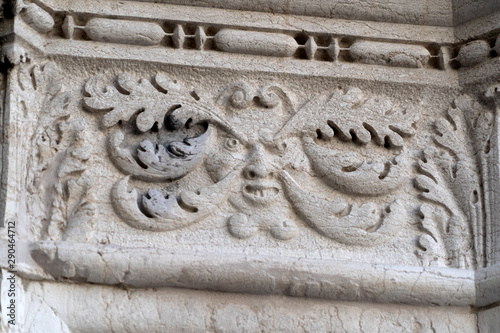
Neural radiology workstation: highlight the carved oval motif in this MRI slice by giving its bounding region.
[22,3,55,34]
[85,18,165,46]
[349,40,430,68]
[456,40,490,68]
[214,29,298,57]
[62,16,75,39]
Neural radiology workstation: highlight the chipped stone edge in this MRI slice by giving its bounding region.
[454,10,500,42]
[27,241,499,307]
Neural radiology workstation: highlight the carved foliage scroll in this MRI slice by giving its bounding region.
[83,75,423,248]
[415,96,494,269]
[23,63,94,241]
[84,74,230,231]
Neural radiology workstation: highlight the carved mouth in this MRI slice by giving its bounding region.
[242,183,280,204]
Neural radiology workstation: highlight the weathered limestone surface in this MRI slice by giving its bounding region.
[0,0,500,331]
[15,280,479,333]
[129,0,456,26]
[478,306,500,333]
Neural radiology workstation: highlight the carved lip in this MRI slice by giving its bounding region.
[242,182,280,204]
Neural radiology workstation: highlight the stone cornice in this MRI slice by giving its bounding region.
[4,0,499,75]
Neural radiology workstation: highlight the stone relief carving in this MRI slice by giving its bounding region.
[19,1,54,34]
[23,63,94,241]
[57,15,499,70]
[2,1,500,330]
[15,65,490,268]
[62,16,499,70]
[83,74,421,246]
[13,3,500,71]
[415,96,494,269]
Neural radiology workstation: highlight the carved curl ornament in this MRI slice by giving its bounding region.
[83,73,420,247]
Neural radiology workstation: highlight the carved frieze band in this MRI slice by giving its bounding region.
[76,70,498,270]
[83,74,416,246]
[19,59,499,271]
[13,2,500,70]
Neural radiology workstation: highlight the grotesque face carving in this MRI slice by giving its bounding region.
[205,88,292,210]
[208,138,283,207]
[201,84,308,239]
[84,75,417,245]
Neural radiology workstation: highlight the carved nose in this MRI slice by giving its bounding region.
[243,144,273,179]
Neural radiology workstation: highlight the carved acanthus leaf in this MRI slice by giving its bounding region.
[85,73,180,131]
[108,126,212,181]
[279,170,404,246]
[302,136,407,196]
[415,149,475,268]
[84,73,228,132]
[417,97,485,218]
[50,176,95,240]
[414,96,492,269]
[416,204,448,267]
[277,88,419,148]
[112,166,241,231]
[24,63,94,241]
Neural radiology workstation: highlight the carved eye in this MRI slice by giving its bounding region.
[224,137,240,151]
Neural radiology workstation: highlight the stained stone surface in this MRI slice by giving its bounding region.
[0,0,500,332]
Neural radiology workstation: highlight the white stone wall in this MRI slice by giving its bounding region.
[0,0,499,331]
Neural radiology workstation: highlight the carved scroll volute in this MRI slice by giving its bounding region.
[83,76,419,246]
[275,87,417,196]
[83,73,236,232]
[279,170,405,246]
[265,88,418,245]
[107,125,213,182]
[84,73,216,182]
[302,136,408,196]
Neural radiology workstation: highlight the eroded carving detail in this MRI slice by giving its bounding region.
[107,126,212,182]
[277,87,419,148]
[415,96,493,268]
[84,73,222,182]
[24,63,94,241]
[84,75,421,247]
[20,1,55,34]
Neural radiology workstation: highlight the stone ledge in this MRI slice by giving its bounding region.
[42,0,455,27]
[29,241,499,307]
